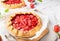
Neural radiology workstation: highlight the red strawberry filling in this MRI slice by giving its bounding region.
[4,0,22,4]
[11,14,38,31]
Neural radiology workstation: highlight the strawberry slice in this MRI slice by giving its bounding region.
[28,19,31,26]
[30,3,35,9]
[14,16,20,23]
[54,25,59,33]
[28,0,34,2]
[30,15,34,18]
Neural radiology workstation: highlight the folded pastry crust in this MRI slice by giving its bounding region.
[1,0,25,9]
[7,12,42,38]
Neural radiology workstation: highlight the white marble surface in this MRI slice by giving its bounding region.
[39,0,60,41]
[0,0,60,41]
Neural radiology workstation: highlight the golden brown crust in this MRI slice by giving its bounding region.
[16,28,48,41]
[1,0,25,9]
[33,28,48,41]
[7,12,42,38]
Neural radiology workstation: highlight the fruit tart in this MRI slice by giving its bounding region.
[1,0,25,9]
[7,12,42,37]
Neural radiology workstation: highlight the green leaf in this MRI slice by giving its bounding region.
[38,0,42,2]
[5,8,9,12]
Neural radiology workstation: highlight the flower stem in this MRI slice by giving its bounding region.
[57,33,60,39]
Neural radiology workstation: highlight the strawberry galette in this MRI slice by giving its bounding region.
[7,12,42,37]
[1,0,25,9]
